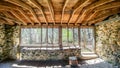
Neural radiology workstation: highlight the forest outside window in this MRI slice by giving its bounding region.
[21,27,95,51]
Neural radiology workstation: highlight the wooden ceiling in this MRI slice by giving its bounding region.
[0,0,120,26]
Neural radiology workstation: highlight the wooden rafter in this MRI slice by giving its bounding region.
[75,0,114,25]
[10,10,27,25]
[86,2,120,24]
[4,0,41,25]
[94,1,120,12]
[17,8,34,25]
[0,12,22,25]
[68,0,93,25]
[80,0,114,25]
[3,11,18,21]
[61,0,69,25]
[0,18,6,24]
[2,12,14,25]
[29,0,48,25]
[88,9,120,25]
[46,0,55,25]
[0,0,120,26]
[89,16,108,25]
[74,0,95,25]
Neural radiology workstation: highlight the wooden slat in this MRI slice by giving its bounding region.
[0,18,7,24]
[17,8,34,25]
[0,13,21,25]
[94,1,120,12]
[89,9,120,24]
[75,0,114,25]
[3,11,19,22]
[68,0,93,25]
[89,16,108,25]
[87,1,120,24]
[74,0,95,25]
[79,0,114,25]
[46,0,55,25]
[10,10,27,25]
[0,0,18,9]
[5,0,41,25]
[29,0,48,25]
[2,12,14,25]
[61,0,69,24]
[88,9,120,25]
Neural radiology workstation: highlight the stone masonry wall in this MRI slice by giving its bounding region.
[21,48,81,60]
[0,24,20,61]
[95,16,120,65]
[0,24,6,61]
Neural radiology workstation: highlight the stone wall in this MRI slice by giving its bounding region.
[21,48,81,60]
[0,24,20,61]
[95,16,120,65]
[21,47,81,60]
[0,24,6,61]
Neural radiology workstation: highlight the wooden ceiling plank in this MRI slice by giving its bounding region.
[46,0,55,25]
[0,5,14,10]
[86,2,120,24]
[95,1,120,12]
[17,8,34,25]
[3,11,20,22]
[82,0,114,25]
[29,0,48,25]
[74,0,95,25]
[75,0,114,25]
[0,11,22,25]
[88,10,120,25]
[2,12,14,25]
[0,18,6,24]
[61,0,69,25]
[68,0,93,25]
[89,16,108,25]
[10,10,27,25]
[5,0,41,25]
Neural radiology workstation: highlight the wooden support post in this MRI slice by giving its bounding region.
[59,26,63,50]
[78,26,81,54]
[67,26,70,48]
[41,26,42,49]
[46,26,48,50]
[52,25,54,49]
[93,26,96,53]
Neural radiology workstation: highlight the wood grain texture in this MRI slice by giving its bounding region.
[0,0,119,26]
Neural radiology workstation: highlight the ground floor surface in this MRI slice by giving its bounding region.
[0,58,113,68]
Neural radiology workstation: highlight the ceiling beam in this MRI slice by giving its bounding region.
[2,12,14,25]
[61,0,69,25]
[74,0,95,25]
[88,9,120,25]
[88,16,108,25]
[29,0,48,25]
[75,0,114,25]
[4,0,41,25]
[94,1,120,12]
[10,10,27,25]
[0,12,22,25]
[17,8,34,25]
[3,11,19,21]
[46,0,55,25]
[88,2,120,20]
[68,0,94,25]
[0,18,6,24]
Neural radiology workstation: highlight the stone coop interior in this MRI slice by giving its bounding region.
[0,0,120,68]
